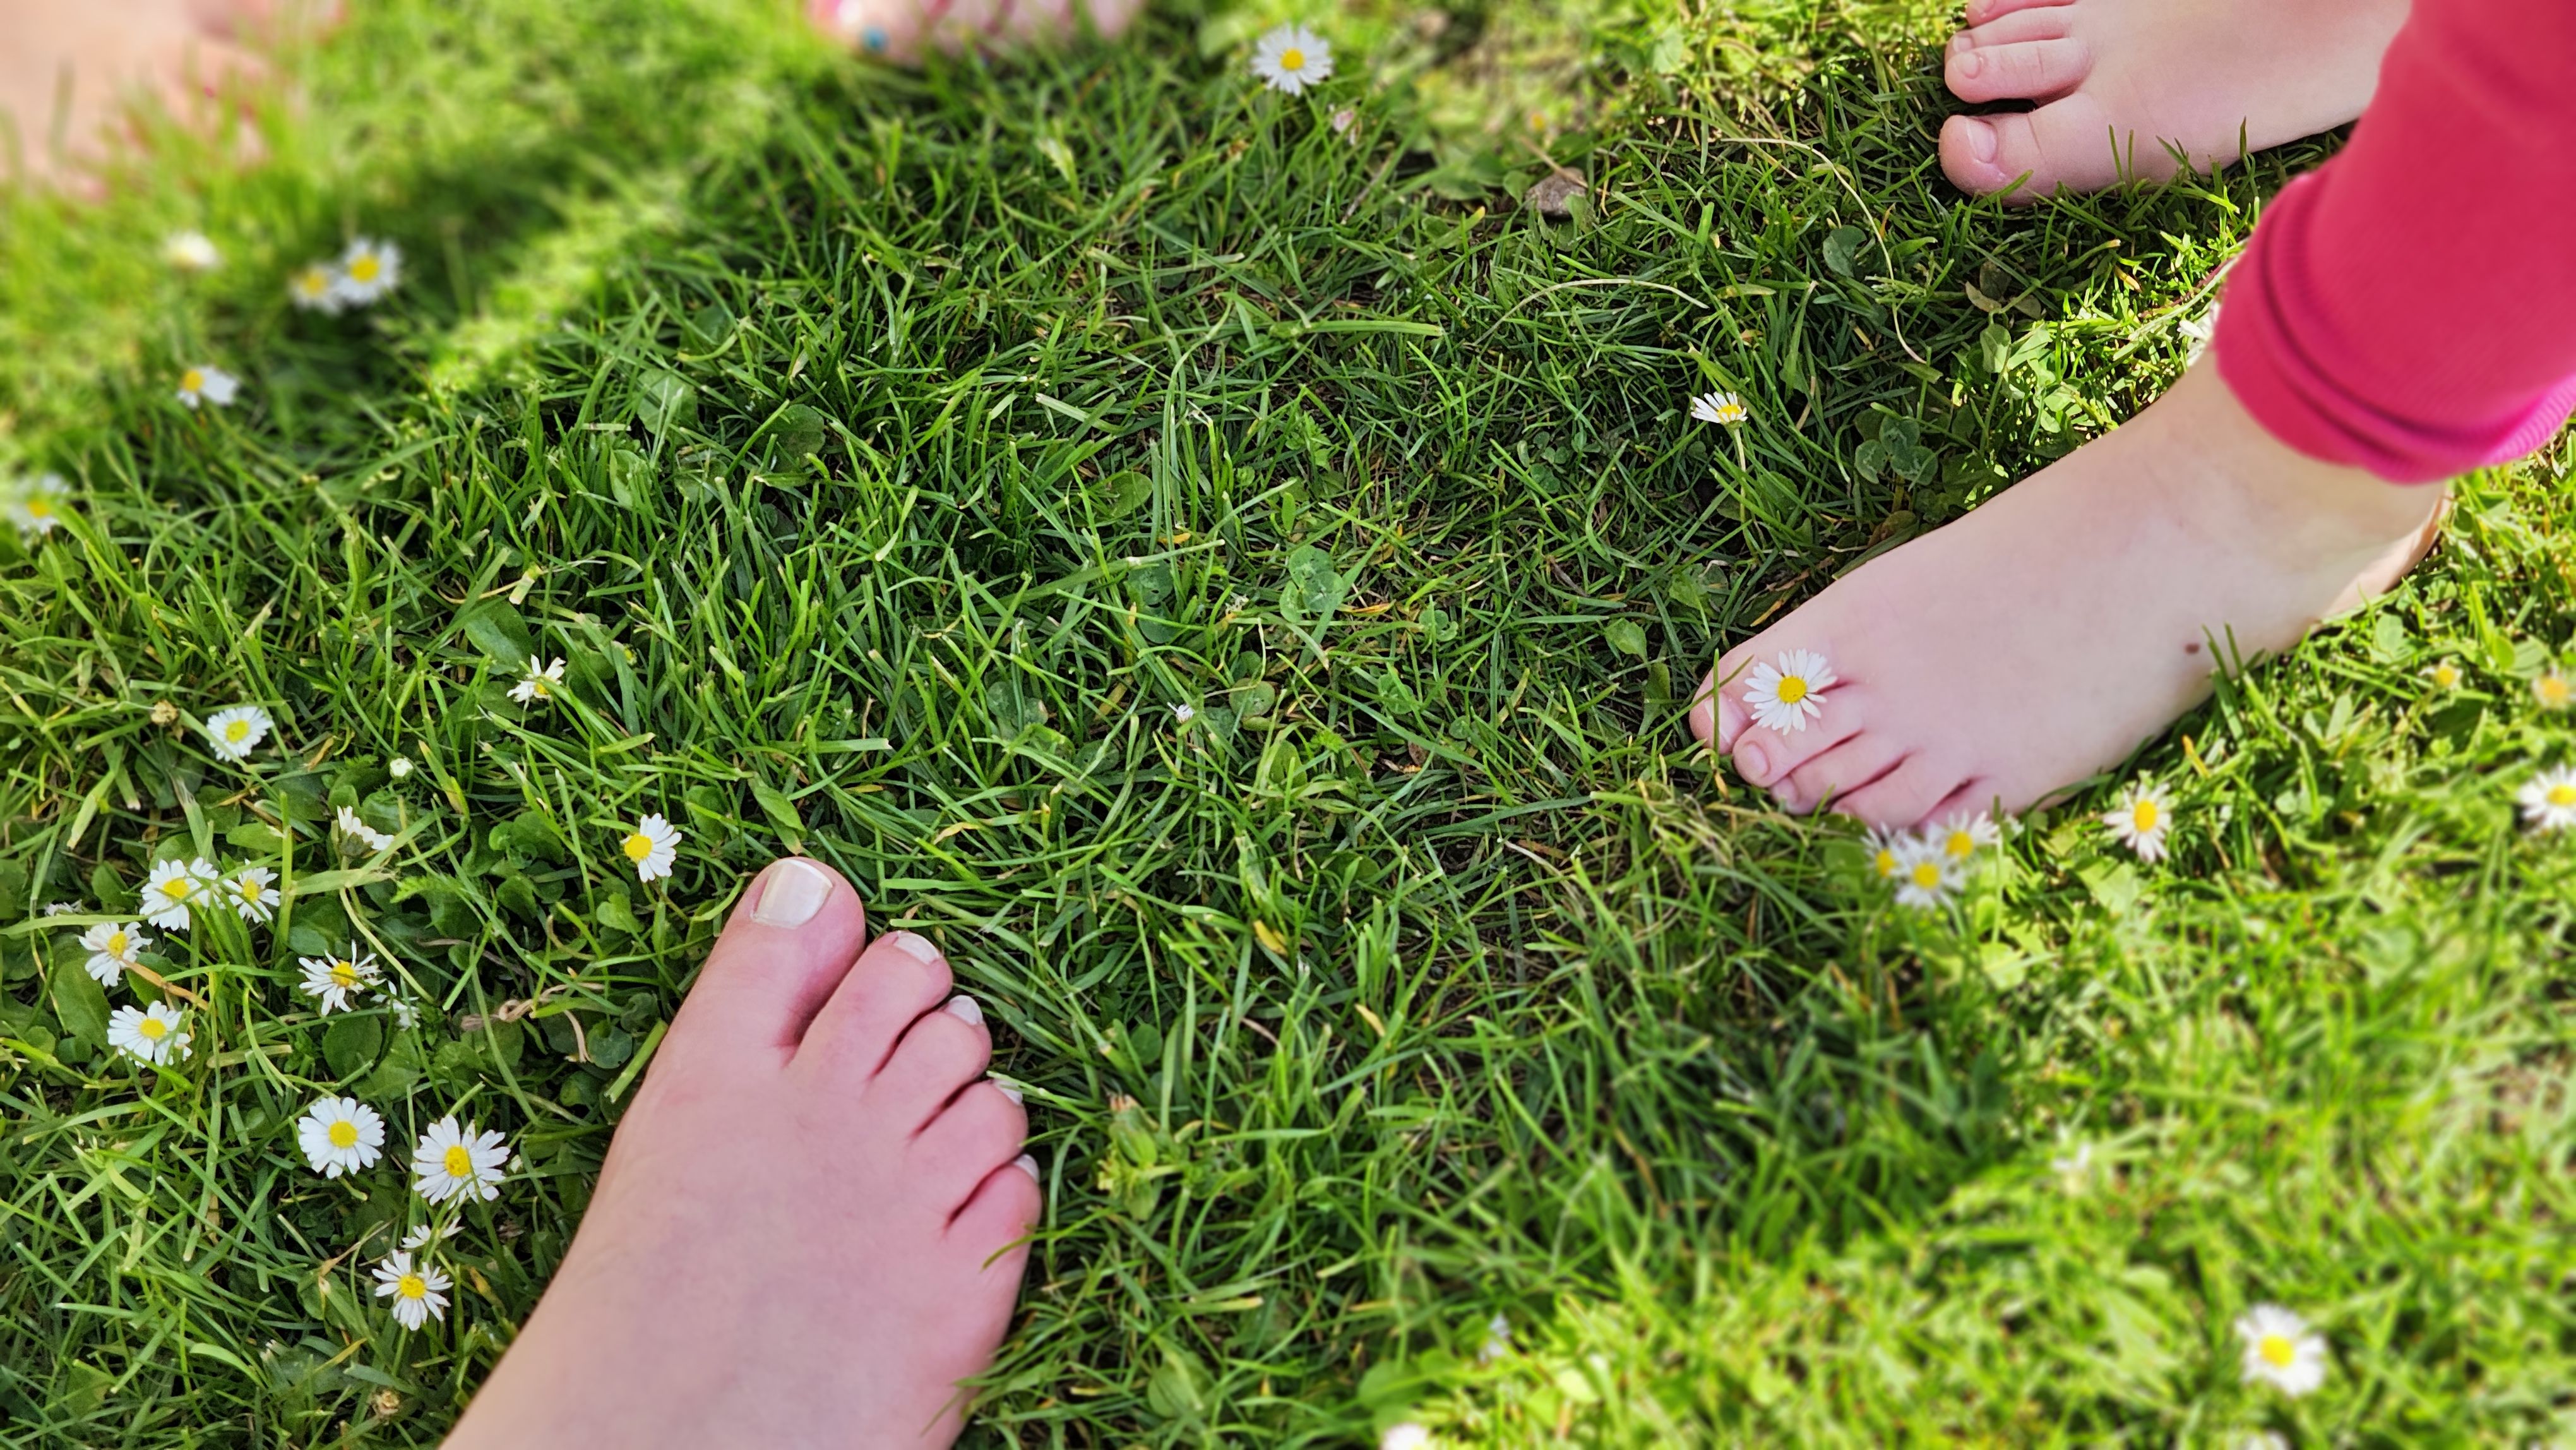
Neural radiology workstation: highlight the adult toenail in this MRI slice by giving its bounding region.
[1736,738,1771,781]
[886,930,943,965]
[751,858,832,927]
[1011,1153,1041,1182]
[1960,117,1998,162]
[992,1079,1023,1105]
[943,994,984,1028]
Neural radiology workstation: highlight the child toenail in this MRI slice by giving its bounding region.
[1955,50,1983,78]
[1960,117,1998,162]
[992,1079,1023,1105]
[1948,31,1972,54]
[943,994,984,1028]
[1736,738,1771,781]
[886,930,943,965]
[1011,1153,1041,1182]
[751,858,832,927]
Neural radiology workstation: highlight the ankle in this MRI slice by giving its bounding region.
[2168,359,2445,551]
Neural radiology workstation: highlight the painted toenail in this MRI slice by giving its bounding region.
[886,930,943,964]
[1736,738,1771,781]
[1960,117,1998,162]
[943,994,984,1028]
[1011,1153,1040,1182]
[751,858,832,927]
[993,1079,1023,1105]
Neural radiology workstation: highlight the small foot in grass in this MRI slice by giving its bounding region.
[1690,357,2447,826]
[1937,0,2408,199]
[806,0,1143,66]
[446,858,1039,1449]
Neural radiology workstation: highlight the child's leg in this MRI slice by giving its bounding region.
[1691,0,2575,825]
[1937,0,2408,199]
[446,858,1038,1449]
[809,0,1142,64]
[0,0,282,188]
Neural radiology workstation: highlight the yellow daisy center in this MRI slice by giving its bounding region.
[622,832,655,861]
[138,1016,168,1040]
[1279,46,1306,71]
[443,1144,475,1178]
[328,1120,359,1149]
[350,255,381,283]
[164,878,194,901]
[1909,862,1942,889]
[330,962,360,989]
[2257,1334,2296,1368]
[397,1273,427,1300]
[107,932,128,955]
[181,369,205,393]
[1943,832,1974,859]
[2433,666,2457,686]
[237,879,261,901]
[1871,849,1897,878]
[26,497,54,520]
[227,720,250,741]
[2549,784,2576,808]
[2132,800,2160,832]
[2542,678,2570,703]
[1775,676,1807,704]
[298,270,326,295]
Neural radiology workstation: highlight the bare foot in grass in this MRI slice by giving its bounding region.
[806,0,1143,65]
[445,858,1041,1449]
[1688,357,2446,827]
[0,0,328,188]
[1937,0,2409,200]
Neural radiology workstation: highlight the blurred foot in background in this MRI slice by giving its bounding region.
[808,0,1144,66]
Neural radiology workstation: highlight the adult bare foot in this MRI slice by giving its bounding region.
[446,858,1041,1449]
[806,0,1142,65]
[1937,0,2409,200]
[0,0,320,188]
[1688,358,2446,827]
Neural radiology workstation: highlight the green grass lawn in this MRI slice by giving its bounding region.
[4,0,2574,1442]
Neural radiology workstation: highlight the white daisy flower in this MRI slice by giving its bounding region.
[79,921,150,985]
[296,1096,386,1177]
[1862,825,1905,884]
[298,949,382,1016]
[1381,1425,1432,1450]
[3,472,71,539]
[1889,836,1959,909]
[336,805,397,852]
[141,856,222,930]
[371,1250,451,1331]
[1173,704,1196,722]
[205,704,273,760]
[2103,782,2174,861]
[388,996,420,1031]
[2235,1434,2288,1450]
[163,231,222,272]
[2516,765,2576,833]
[2534,669,2572,710]
[411,1117,510,1204]
[2234,1303,2328,1397]
[2423,659,2462,691]
[176,364,241,410]
[1250,25,1334,95]
[400,1221,462,1252]
[508,656,566,704]
[43,901,83,915]
[1740,649,1835,733]
[1690,391,1748,425]
[1477,1314,1512,1364]
[331,237,403,307]
[2049,1139,2094,1191]
[389,755,414,778]
[1931,810,2001,863]
[227,864,282,924]
[288,261,345,313]
[107,1002,191,1065]
[620,813,682,883]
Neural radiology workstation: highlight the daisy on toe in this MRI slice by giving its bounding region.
[297,1096,387,1177]
[227,864,281,924]
[2104,782,2174,861]
[2517,765,2576,832]
[1741,649,1835,733]
[205,704,273,760]
[373,1250,452,1330]
[2234,1303,2328,1396]
[141,857,222,930]
[299,948,382,1015]
[175,364,240,410]
[1690,391,1749,425]
[1890,835,1960,909]
[108,1002,191,1065]
[620,813,683,882]
[1251,25,1333,94]
[412,1117,511,1204]
[80,921,150,985]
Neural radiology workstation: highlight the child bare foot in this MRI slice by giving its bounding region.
[1689,357,2445,827]
[1938,0,2409,199]
[807,0,1142,65]
[446,858,1039,1448]
[0,0,320,187]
